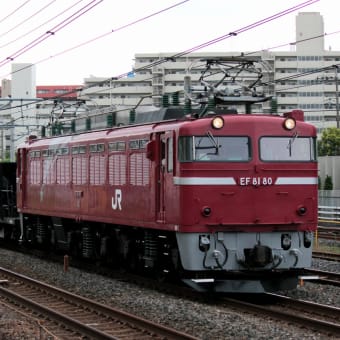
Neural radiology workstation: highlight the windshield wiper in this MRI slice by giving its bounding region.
[287,131,298,156]
[206,130,219,152]
[195,131,220,155]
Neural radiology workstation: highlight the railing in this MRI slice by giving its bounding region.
[318,190,340,223]
[318,205,340,221]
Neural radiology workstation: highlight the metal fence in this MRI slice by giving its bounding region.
[318,190,340,221]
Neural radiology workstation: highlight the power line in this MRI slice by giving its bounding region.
[0,0,31,26]
[34,0,191,68]
[1,0,325,116]
[168,0,320,58]
[0,0,57,40]
[0,0,85,49]
[0,0,191,80]
[1,0,317,82]
[0,0,104,68]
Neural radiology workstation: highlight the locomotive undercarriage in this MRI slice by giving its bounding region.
[16,214,181,278]
[3,214,313,293]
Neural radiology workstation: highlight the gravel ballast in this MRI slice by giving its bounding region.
[0,247,339,339]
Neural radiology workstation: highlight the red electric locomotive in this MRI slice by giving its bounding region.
[15,58,318,292]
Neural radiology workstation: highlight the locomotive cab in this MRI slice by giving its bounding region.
[173,111,318,292]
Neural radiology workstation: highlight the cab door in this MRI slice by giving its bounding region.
[156,131,176,223]
[16,148,27,210]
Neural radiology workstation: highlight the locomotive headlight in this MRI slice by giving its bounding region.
[281,234,291,250]
[283,117,296,130]
[304,231,313,248]
[212,116,224,129]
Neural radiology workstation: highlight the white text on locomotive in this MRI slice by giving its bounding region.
[111,189,122,210]
[239,177,273,186]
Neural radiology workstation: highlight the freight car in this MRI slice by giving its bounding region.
[13,58,318,292]
[0,162,19,238]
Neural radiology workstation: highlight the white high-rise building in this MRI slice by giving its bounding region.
[0,64,40,160]
[0,12,338,160]
[82,12,339,135]
[9,64,39,160]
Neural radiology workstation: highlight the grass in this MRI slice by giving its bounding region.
[313,241,340,254]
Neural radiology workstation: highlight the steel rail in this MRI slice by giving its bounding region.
[222,295,340,337]
[0,266,198,340]
[313,251,340,262]
[304,268,340,286]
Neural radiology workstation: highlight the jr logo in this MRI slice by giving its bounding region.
[111,189,122,210]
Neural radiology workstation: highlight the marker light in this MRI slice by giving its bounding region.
[212,116,224,129]
[281,234,291,250]
[283,117,296,130]
[304,231,313,248]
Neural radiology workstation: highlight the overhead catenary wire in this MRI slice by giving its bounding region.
[0,0,104,68]
[1,0,317,81]
[1,0,329,118]
[169,0,320,58]
[0,0,31,26]
[1,0,325,118]
[0,0,57,41]
[0,0,85,50]
[0,0,191,81]
[20,0,192,72]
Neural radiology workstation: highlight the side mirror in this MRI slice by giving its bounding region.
[146,140,156,161]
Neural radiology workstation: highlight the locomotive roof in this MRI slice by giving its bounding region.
[21,109,316,150]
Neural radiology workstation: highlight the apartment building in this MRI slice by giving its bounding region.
[1,12,339,160]
[81,12,339,135]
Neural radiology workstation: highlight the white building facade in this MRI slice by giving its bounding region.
[81,12,339,135]
[1,12,340,160]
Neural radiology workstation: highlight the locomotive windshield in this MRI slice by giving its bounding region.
[260,136,316,161]
[178,136,250,162]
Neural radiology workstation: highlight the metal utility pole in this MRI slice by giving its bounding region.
[334,65,339,128]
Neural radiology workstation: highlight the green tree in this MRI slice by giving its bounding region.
[324,175,333,190]
[318,127,340,156]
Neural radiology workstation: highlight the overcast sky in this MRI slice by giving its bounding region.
[0,0,337,85]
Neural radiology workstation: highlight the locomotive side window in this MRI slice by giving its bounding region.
[90,143,104,153]
[29,151,40,158]
[56,147,69,155]
[260,137,316,161]
[167,137,173,172]
[109,141,126,152]
[178,136,250,162]
[139,139,149,149]
[129,140,140,150]
[72,146,79,154]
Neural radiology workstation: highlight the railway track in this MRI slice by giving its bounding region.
[222,293,340,337]
[0,266,197,340]
[316,225,340,241]
[313,250,340,261]
[303,268,340,287]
